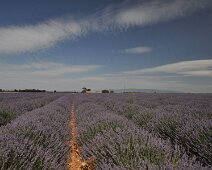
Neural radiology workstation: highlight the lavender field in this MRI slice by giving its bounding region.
[0,93,211,170]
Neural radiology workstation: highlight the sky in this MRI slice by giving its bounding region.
[0,0,212,93]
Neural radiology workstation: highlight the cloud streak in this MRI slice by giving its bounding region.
[0,0,211,55]
[0,61,103,78]
[112,0,211,28]
[124,59,212,77]
[0,19,91,54]
[120,46,152,54]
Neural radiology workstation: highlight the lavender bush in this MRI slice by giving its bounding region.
[75,94,211,169]
[0,93,62,126]
[95,93,212,166]
[0,95,73,170]
[0,93,211,169]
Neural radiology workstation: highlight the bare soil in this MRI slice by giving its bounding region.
[68,102,95,170]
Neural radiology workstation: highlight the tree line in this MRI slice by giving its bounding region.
[81,87,114,93]
[0,89,46,92]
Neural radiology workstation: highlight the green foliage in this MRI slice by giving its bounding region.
[136,112,154,127]
[0,150,47,170]
[18,89,46,92]
[82,87,87,90]
[82,87,92,93]
[191,111,212,119]
[82,89,87,93]
[0,109,16,126]
[127,98,135,104]
[143,103,158,109]
[79,121,122,145]
[15,129,50,148]
[32,157,44,170]
[117,135,141,168]
[0,151,21,170]
[102,90,109,93]
[104,135,165,169]
[120,138,165,167]
[155,116,179,142]
[142,147,165,165]
[125,111,134,119]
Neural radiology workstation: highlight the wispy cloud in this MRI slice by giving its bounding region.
[0,19,91,54]
[124,59,212,77]
[0,0,211,55]
[120,46,152,54]
[111,0,211,28]
[0,61,103,78]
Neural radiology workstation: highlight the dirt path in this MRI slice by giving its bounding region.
[68,101,95,170]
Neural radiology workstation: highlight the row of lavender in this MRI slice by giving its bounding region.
[0,95,73,170]
[75,94,210,169]
[93,93,212,166]
[0,93,63,126]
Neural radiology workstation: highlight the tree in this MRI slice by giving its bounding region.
[102,90,109,93]
[0,89,2,92]
[110,90,114,93]
[81,87,91,93]
[81,87,86,93]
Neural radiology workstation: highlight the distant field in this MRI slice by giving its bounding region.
[0,93,211,169]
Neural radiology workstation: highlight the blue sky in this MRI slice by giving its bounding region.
[0,0,212,92]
